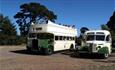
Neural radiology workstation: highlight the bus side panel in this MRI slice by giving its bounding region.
[54,41,64,51]
[66,41,75,49]
[105,43,112,54]
[54,41,75,51]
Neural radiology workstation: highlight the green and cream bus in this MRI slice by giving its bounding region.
[26,20,77,55]
[77,30,112,58]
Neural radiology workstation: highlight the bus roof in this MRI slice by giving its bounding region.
[85,30,110,35]
[29,20,77,37]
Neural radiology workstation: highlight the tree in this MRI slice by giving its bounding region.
[0,15,16,35]
[101,24,109,30]
[76,27,89,46]
[106,11,115,33]
[0,14,17,45]
[80,27,89,36]
[14,2,57,37]
[106,11,115,44]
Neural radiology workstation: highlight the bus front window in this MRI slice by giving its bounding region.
[86,35,105,41]
[86,35,95,41]
[96,35,105,41]
[37,33,53,39]
[29,33,37,38]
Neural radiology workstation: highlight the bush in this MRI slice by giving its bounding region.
[75,37,82,46]
[0,35,27,45]
[112,35,115,47]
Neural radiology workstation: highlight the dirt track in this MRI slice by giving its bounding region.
[0,46,115,70]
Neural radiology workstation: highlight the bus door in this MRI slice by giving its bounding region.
[32,39,38,49]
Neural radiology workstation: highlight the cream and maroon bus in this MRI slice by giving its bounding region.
[26,20,77,55]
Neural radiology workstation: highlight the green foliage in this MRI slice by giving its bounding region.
[80,27,89,34]
[16,36,27,44]
[14,2,57,37]
[75,27,89,45]
[106,11,115,42]
[80,27,89,39]
[75,37,82,46]
[106,11,115,33]
[0,14,19,45]
[101,24,109,30]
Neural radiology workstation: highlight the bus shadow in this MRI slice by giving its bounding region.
[61,51,106,59]
[10,50,46,56]
[60,50,73,55]
[10,49,72,56]
[72,53,105,59]
[61,51,115,63]
[93,59,115,63]
[92,53,115,63]
[60,48,115,59]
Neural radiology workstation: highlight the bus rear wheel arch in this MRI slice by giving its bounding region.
[69,44,74,51]
[44,45,54,55]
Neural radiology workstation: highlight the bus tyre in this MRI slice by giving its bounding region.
[103,53,109,59]
[45,47,53,55]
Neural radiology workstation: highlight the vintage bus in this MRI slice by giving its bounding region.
[26,20,77,55]
[77,30,112,58]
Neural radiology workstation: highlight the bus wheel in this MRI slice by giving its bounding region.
[103,53,109,59]
[45,46,53,55]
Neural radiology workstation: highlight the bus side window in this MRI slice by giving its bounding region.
[60,36,62,40]
[69,37,71,40]
[37,34,39,38]
[62,36,64,40]
[106,35,110,42]
[73,37,75,40]
[70,37,73,40]
[67,37,69,40]
[72,37,75,40]
[55,36,58,40]
[64,36,66,40]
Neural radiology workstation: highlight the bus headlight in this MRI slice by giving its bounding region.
[98,46,101,48]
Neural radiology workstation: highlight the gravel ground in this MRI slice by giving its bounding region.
[0,46,115,70]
